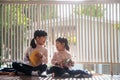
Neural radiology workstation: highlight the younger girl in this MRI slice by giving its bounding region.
[47,37,92,78]
[12,30,48,76]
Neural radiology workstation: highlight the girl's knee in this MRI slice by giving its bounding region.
[12,62,21,69]
[12,62,17,68]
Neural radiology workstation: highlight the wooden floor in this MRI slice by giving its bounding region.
[0,75,120,80]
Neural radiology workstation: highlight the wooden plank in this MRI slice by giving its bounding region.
[0,75,120,80]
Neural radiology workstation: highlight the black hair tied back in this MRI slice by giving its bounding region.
[56,37,70,51]
[30,38,36,48]
[30,30,47,48]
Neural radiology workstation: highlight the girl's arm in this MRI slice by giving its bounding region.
[23,47,30,64]
[51,53,60,65]
[62,53,74,68]
[42,49,48,64]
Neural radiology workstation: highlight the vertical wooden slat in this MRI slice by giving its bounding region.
[11,4,16,60]
[6,4,8,61]
[38,4,40,29]
[115,3,118,63]
[56,4,58,39]
[80,4,83,62]
[10,4,13,60]
[61,4,63,36]
[109,3,113,76]
[47,4,51,64]
[91,4,93,62]
[53,4,56,48]
[10,4,12,61]
[81,4,84,62]
[41,4,44,30]
[19,4,21,61]
[112,3,115,63]
[68,3,70,45]
[60,4,62,36]
[68,3,70,52]
[19,4,22,61]
[35,4,37,29]
[77,4,80,62]
[112,3,114,63]
[13,4,15,61]
[102,3,105,63]
[83,4,86,62]
[31,4,33,39]
[33,4,35,31]
[89,4,91,62]
[106,4,109,63]
[71,4,74,59]
[114,3,119,63]
[76,4,79,62]
[20,4,24,61]
[103,3,106,62]
[62,3,64,37]
[1,4,4,61]
[35,4,37,30]
[96,3,99,63]
[93,4,96,62]
[28,4,31,46]
[62,4,66,37]
[65,4,67,39]
[44,4,47,31]
[86,4,89,62]
[118,3,120,63]
[16,4,18,61]
[98,3,101,62]
[50,3,53,55]
[99,3,102,62]
[24,3,26,60]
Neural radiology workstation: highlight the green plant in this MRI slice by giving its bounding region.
[114,23,120,30]
[41,5,57,20]
[0,4,30,66]
[74,4,105,17]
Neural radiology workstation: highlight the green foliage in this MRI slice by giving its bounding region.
[5,5,29,27]
[114,23,120,30]
[41,5,57,20]
[74,4,105,17]
[3,4,30,47]
[67,36,76,45]
[0,4,30,65]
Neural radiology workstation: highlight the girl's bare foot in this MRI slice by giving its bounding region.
[9,72,16,76]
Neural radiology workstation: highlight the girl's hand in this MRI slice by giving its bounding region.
[55,61,63,67]
[62,59,74,68]
[35,53,43,58]
[29,50,43,66]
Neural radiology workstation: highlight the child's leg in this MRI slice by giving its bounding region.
[12,62,33,75]
[33,64,47,71]
[67,70,92,78]
[0,68,15,72]
[47,66,66,77]
[33,64,47,75]
[76,70,92,77]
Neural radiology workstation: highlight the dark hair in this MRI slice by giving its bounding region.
[30,30,47,48]
[56,37,70,51]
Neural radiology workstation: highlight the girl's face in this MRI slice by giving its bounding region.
[36,36,47,45]
[56,41,65,51]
